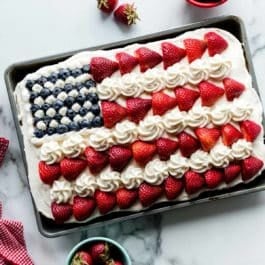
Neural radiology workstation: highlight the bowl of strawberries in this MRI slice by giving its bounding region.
[67,237,132,265]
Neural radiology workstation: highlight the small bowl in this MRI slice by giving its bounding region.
[66,237,132,265]
[186,0,228,8]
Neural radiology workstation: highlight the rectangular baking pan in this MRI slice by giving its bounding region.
[5,15,265,238]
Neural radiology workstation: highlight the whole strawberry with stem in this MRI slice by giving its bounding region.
[97,0,118,13]
[71,251,93,265]
[90,242,110,263]
[114,3,139,25]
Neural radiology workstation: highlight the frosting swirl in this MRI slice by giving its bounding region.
[97,171,121,192]
[211,107,231,125]
[188,60,209,85]
[208,55,232,79]
[144,159,168,185]
[62,134,86,158]
[141,69,164,93]
[40,141,63,164]
[74,174,98,197]
[88,129,113,151]
[167,154,189,178]
[189,150,211,173]
[121,166,144,189]
[210,145,233,167]
[50,180,72,203]
[163,110,186,134]
[231,101,253,122]
[186,106,210,127]
[113,121,138,145]
[231,139,253,159]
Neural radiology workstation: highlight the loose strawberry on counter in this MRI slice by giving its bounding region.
[114,3,139,25]
[97,0,118,13]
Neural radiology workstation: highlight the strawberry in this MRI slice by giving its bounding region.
[164,176,183,200]
[152,91,177,116]
[116,52,138,75]
[241,156,264,181]
[101,101,127,128]
[90,57,119,83]
[195,127,220,152]
[223,78,245,101]
[204,32,228,57]
[51,202,72,223]
[114,3,139,25]
[156,137,179,161]
[204,169,224,189]
[139,183,163,207]
[135,47,162,72]
[71,251,93,265]
[221,123,242,146]
[39,161,61,185]
[0,137,9,166]
[95,190,116,214]
[97,0,118,13]
[116,188,138,209]
[224,163,241,183]
[107,260,123,265]
[73,196,96,221]
[161,42,186,69]
[90,242,110,263]
[183,38,207,63]
[178,132,200,157]
[198,81,224,107]
[60,158,87,181]
[132,141,157,165]
[175,87,200,111]
[109,145,132,172]
[126,97,152,123]
[85,147,109,174]
[184,171,205,195]
[240,120,261,142]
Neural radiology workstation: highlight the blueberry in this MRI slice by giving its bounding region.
[75,83,83,91]
[48,72,58,83]
[43,116,51,124]
[29,92,39,102]
[64,83,73,93]
[64,96,75,107]
[53,100,64,110]
[33,117,42,125]
[54,113,62,121]
[47,127,56,135]
[53,87,61,96]
[68,122,80,131]
[90,93,99,104]
[34,129,44,138]
[71,68,82,78]
[91,104,100,115]
[80,120,92,129]
[85,80,96,88]
[92,116,103,127]
[79,107,87,117]
[67,109,75,119]
[30,104,40,113]
[57,124,68,134]
[40,88,51,98]
[38,76,48,86]
[76,94,86,104]
[58,68,70,80]
[82,64,90,73]
[26,80,34,90]
[42,103,50,111]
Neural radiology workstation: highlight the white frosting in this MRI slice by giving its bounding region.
[62,134,86,158]
[40,141,63,164]
[121,166,144,189]
[167,154,189,178]
[88,129,114,151]
[74,174,98,197]
[144,159,168,185]
[189,150,211,173]
[231,139,253,159]
[210,145,233,167]
[113,121,138,145]
[97,171,121,192]
[50,180,73,204]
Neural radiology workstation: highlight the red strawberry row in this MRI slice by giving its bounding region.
[90,32,228,82]
[101,78,245,128]
[51,156,264,223]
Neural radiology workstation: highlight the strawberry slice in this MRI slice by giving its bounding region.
[184,171,205,195]
[135,47,162,72]
[242,156,264,181]
[184,38,207,63]
[85,147,109,174]
[178,132,200,157]
[115,52,138,75]
[152,91,177,116]
[204,32,228,57]
[73,196,96,221]
[109,145,132,172]
[224,162,241,183]
[116,188,138,209]
[195,127,220,152]
[175,87,200,111]
[139,183,163,207]
[60,158,87,181]
[164,176,183,200]
[51,202,73,224]
[132,141,157,166]
[161,42,186,69]
[198,81,224,107]
[126,98,152,123]
[240,120,261,142]
[39,161,61,185]
[221,123,242,146]
[223,78,245,101]
[90,57,119,82]
[156,137,179,161]
[95,190,116,214]
[101,101,127,128]
[204,169,224,189]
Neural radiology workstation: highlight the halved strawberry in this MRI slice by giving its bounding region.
[224,162,241,183]
[184,171,205,195]
[221,123,242,146]
[90,57,119,82]
[39,161,61,185]
[85,147,109,174]
[115,52,138,75]
[223,78,245,101]
[195,127,220,152]
[204,169,224,189]
[198,81,224,107]
[164,176,183,200]
[139,183,163,207]
[73,196,96,221]
[116,188,138,209]
[109,145,132,172]
[240,120,261,142]
[178,132,200,157]
[175,87,200,111]
[156,137,179,161]
[183,38,207,63]
[126,98,152,123]
[152,91,177,116]
[135,47,162,72]
[51,202,73,223]
[95,190,116,214]
[60,158,87,181]
[161,42,186,69]
[204,32,228,57]
[242,156,264,181]
[132,141,157,166]
[101,101,127,128]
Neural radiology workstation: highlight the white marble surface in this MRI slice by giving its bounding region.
[1,0,265,264]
